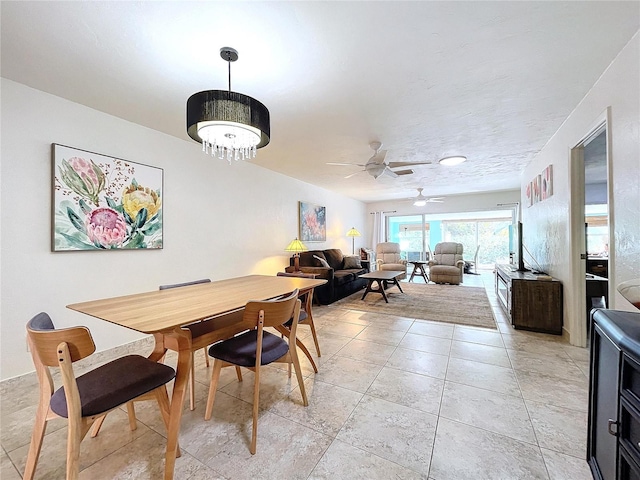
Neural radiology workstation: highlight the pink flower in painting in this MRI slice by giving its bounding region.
[304,212,320,236]
[85,207,127,248]
[59,157,106,206]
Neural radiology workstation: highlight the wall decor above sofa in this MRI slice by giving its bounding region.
[299,201,326,242]
[52,144,163,251]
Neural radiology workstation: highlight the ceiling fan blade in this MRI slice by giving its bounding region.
[394,169,414,176]
[387,161,431,168]
[344,170,365,179]
[427,198,444,203]
[378,167,398,179]
[327,162,367,167]
[369,149,387,164]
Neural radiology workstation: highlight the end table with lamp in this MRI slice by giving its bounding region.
[285,237,308,272]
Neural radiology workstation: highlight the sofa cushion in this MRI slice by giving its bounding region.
[343,255,362,269]
[323,249,344,270]
[333,270,355,286]
[299,250,326,267]
[313,255,331,268]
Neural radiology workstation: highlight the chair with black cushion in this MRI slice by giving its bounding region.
[24,312,176,480]
[204,290,307,454]
[276,272,321,372]
[159,278,243,411]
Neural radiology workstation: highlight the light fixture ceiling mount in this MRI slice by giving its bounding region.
[186,47,270,163]
[438,155,467,166]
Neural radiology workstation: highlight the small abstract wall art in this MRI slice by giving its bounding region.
[541,165,553,200]
[299,201,326,242]
[526,164,553,207]
[52,144,163,251]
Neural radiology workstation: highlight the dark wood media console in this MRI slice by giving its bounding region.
[495,264,563,334]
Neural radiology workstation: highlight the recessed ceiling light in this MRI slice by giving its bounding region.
[439,156,467,166]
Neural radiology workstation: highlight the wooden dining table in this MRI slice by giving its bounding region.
[67,274,326,480]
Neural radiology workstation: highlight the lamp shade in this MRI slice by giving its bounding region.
[346,227,361,237]
[187,90,270,150]
[186,47,270,162]
[285,237,308,253]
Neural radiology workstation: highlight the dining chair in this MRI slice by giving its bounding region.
[204,290,307,454]
[23,312,176,480]
[159,278,243,411]
[276,272,321,371]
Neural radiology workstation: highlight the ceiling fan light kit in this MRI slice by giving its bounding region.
[438,155,467,166]
[186,47,270,163]
[411,188,444,206]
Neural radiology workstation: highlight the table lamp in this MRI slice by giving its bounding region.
[346,227,361,254]
[285,237,308,271]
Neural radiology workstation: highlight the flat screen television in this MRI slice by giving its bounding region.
[509,222,529,272]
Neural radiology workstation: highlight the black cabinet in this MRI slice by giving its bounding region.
[588,309,640,480]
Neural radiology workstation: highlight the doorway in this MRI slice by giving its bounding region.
[570,110,612,347]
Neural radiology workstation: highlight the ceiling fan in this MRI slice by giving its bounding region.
[410,188,444,206]
[327,141,431,179]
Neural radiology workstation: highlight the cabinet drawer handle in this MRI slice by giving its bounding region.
[608,419,619,436]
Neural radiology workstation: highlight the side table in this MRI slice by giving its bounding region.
[408,261,429,283]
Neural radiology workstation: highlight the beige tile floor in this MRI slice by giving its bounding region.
[1,271,592,479]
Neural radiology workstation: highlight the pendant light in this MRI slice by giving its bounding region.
[186,47,270,162]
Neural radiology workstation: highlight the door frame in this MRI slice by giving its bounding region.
[569,107,612,347]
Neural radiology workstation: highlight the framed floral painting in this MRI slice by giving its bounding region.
[52,144,163,251]
[299,201,326,242]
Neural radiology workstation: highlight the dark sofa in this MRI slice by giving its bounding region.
[286,249,369,304]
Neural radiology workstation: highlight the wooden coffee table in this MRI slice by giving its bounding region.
[359,270,405,303]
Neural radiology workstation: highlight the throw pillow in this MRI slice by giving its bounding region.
[343,255,362,269]
[313,254,331,268]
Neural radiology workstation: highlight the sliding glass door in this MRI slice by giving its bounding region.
[387,212,512,268]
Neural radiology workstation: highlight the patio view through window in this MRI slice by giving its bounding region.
[387,211,513,269]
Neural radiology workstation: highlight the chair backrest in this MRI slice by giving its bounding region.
[27,313,95,367]
[159,278,211,290]
[376,242,402,264]
[433,242,464,266]
[243,290,300,330]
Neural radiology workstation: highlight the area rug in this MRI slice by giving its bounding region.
[333,282,497,329]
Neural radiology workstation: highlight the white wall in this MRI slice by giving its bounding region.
[0,79,367,379]
[521,33,640,345]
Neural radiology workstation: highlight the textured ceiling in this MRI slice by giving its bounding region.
[2,1,638,203]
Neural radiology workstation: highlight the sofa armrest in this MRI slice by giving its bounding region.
[285,266,334,281]
[455,260,465,268]
[428,260,438,267]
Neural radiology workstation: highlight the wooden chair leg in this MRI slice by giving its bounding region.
[290,350,308,406]
[23,403,49,480]
[295,338,318,373]
[154,386,181,458]
[308,321,321,357]
[235,366,243,381]
[204,360,223,420]
[126,402,137,431]
[203,347,210,368]
[189,351,196,411]
[66,417,85,480]
[90,415,106,438]
[250,363,261,455]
